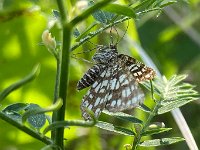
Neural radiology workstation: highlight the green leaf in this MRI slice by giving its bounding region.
[25,104,46,129]
[2,103,28,112]
[158,97,199,114]
[2,103,28,121]
[145,75,199,114]
[0,64,40,102]
[139,137,185,147]
[103,4,136,18]
[142,128,172,136]
[89,1,115,24]
[103,110,143,124]
[22,98,63,123]
[160,0,177,8]
[70,0,113,26]
[96,121,135,136]
[43,119,95,135]
[138,104,152,113]
[141,80,161,96]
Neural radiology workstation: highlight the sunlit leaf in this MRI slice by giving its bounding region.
[158,98,199,114]
[144,75,199,114]
[96,121,135,136]
[103,4,136,18]
[160,0,177,8]
[142,128,172,136]
[139,137,185,147]
[103,110,143,124]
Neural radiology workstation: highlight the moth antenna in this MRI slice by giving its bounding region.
[116,20,129,45]
[87,40,98,47]
[110,26,114,45]
[71,54,94,64]
[113,25,120,46]
[72,47,96,55]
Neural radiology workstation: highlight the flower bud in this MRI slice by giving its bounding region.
[148,122,165,129]
[42,30,56,51]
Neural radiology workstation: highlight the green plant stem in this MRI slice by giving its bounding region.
[0,112,52,145]
[52,0,71,149]
[51,25,71,149]
[132,101,161,149]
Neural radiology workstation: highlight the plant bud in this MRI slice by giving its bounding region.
[148,122,165,129]
[42,30,56,51]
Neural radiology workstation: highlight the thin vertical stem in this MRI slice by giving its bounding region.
[52,0,71,149]
[132,101,160,150]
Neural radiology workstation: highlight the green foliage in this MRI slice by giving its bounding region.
[139,137,185,147]
[0,0,199,150]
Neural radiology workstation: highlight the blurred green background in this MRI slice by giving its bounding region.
[0,0,200,150]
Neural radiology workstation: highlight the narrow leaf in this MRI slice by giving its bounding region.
[96,121,135,136]
[75,22,98,41]
[103,4,136,18]
[103,110,143,124]
[142,128,172,136]
[139,137,185,147]
[160,0,177,8]
[138,104,152,113]
[0,64,40,101]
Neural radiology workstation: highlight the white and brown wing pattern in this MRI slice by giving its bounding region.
[105,55,155,112]
[80,66,112,120]
[118,54,155,82]
[105,62,144,112]
[77,64,106,90]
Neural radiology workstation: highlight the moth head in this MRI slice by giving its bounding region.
[92,45,118,63]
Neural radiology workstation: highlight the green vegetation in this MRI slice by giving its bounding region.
[0,0,200,150]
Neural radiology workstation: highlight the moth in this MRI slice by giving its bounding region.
[77,44,155,120]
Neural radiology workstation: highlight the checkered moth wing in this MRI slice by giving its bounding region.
[80,66,113,120]
[105,60,145,112]
[118,54,155,82]
[77,64,106,90]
